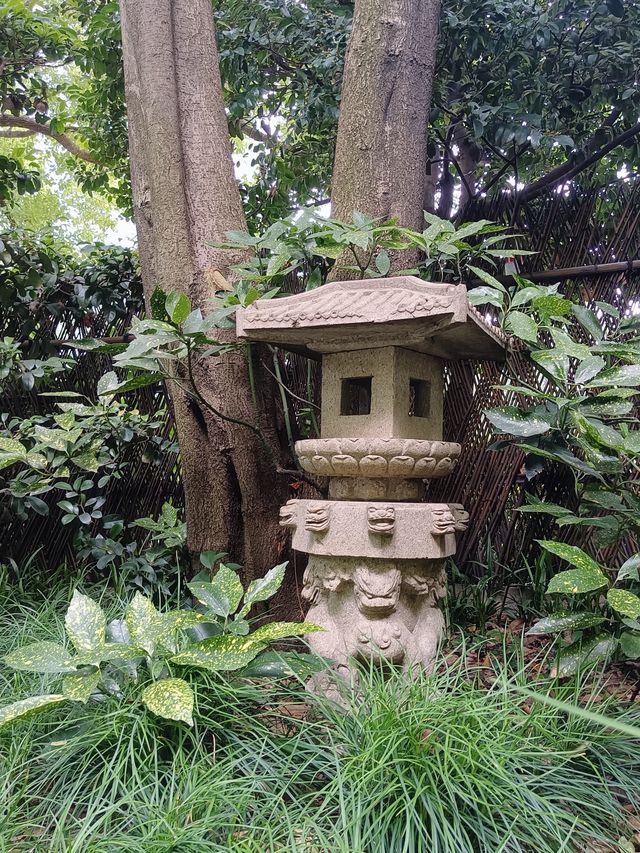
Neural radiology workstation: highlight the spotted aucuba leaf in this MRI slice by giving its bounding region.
[249,621,323,643]
[141,678,194,726]
[3,641,78,673]
[161,611,207,632]
[63,670,101,703]
[547,568,608,595]
[0,694,66,728]
[188,565,243,618]
[65,591,106,656]
[126,593,162,655]
[607,589,640,619]
[554,634,618,677]
[171,635,265,672]
[238,562,288,618]
[539,541,603,575]
[527,612,605,635]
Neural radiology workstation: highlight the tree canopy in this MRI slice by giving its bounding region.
[2,0,639,229]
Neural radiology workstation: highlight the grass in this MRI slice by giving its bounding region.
[0,578,638,852]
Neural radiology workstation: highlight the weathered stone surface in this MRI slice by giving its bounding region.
[320,347,444,440]
[328,477,423,502]
[235,276,494,681]
[302,555,446,673]
[295,437,460,478]
[280,499,468,560]
[236,276,506,360]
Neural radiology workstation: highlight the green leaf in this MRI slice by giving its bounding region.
[249,621,323,643]
[107,373,163,394]
[72,451,100,472]
[619,632,640,659]
[485,406,552,437]
[171,635,265,672]
[237,650,330,679]
[0,437,27,457]
[606,0,624,17]
[527,611,605,635]
[65,591,106,656]
[188,565,243,618]
[34,426,79,452]
[199,550,226,570]
[588,364,640,388]
[549,329,591,360]
[617,555,640,582]
[538,541,602,574]
[161,611,207,632]
[607,589,640,619]
[547,568,608,595]
[97,371,120,397]
[516,496,572,516]
[530,349,570,383]
[506,311,538,343]
[165,292,192,325]
[532,295,572,319]
[239,562,288,617]
[0,694,66,728]
[574,356,606,385]
[375,251,390,276]
[3,641,78,674]
[63,670,100,703]
[572,305,603,341]
[467,264,507,293]
[141,678,194,726]
[511,286,545,308]
[126,593,161,655]
[555,634,618,677]
[468,286,504,308]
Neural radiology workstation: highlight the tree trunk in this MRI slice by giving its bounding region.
[119,0,295,608]
[330,0,441,268]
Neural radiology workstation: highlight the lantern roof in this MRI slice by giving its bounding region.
[236,276,506,360]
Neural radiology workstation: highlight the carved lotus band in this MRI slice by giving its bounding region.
[294,438,461,479]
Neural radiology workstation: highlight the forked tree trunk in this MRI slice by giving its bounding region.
[331,0,441,269]
[119,0,293,605]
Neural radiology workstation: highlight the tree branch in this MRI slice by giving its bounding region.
[0,115,98,164]
[521,115,638,203]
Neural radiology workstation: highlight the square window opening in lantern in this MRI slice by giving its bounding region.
[340,376,372,416]
[409,378,430,418]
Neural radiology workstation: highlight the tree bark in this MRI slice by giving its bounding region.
[330,0,441,268]
[119,0,294,606]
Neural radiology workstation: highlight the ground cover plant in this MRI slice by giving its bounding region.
[0,574,639,853]
[0,559,317,728]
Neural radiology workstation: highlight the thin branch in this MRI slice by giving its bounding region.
[521,114,638,203]
[0,115,98,164]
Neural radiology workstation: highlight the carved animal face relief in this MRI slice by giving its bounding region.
[367,505,396,536]
[355,619,406,664]
[353,564,401,615]
[305,503,330,534]
[279,501,297,529]
[450,503,470,531]
[431,506,456,536]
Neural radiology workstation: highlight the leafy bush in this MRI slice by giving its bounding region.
[527,540,640,673]
[0,378,174,524]
[469,271,640,666]
[0,561,318,729]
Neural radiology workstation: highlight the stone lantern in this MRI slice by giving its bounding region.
[237,276,505,675]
